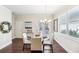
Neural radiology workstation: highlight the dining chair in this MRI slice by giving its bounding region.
[22,33,31,51]
[43,33,53,53]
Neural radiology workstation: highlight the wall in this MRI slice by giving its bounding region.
[14,14,53,38]
[54,5,75,19]
[54,6,79,53]
[54,32,79,53]
[0,6,12,49]
[12,14,16,39]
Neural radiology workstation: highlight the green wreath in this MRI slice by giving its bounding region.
[0,21,12,33]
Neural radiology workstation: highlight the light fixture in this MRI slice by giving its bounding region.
[40,19,52,24]
[40,5,52,23]
[40,19,43,22]
[44,19,47,22]
[47,19,52,23]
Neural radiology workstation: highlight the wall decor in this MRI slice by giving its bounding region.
[0,25,2,31]
[0,21,12,33]
[25,21,32,29]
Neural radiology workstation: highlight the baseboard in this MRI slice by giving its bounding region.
[0,41,12,50]
[55,39,70,53]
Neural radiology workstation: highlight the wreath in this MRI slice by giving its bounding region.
[0,21,12,33]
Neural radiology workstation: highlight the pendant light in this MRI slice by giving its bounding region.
[40,5,52,23]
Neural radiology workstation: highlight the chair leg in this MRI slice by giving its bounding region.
[50,45,53,53]
[23,44,27,51]
[43,44,53,53]
[43,44,45,53]
[23,44,31,51]
[23,44,25,51]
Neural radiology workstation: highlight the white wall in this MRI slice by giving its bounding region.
[14,14,53,38]
[0,6,12,49]
[54,5,75,19]
[54,6,79,53]
[54,32,79,53]
[12,14,16,39]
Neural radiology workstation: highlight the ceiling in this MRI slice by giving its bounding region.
[4,5,76,16]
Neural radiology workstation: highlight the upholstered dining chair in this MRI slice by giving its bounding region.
[22,33,31,51]
[43,33,53,53]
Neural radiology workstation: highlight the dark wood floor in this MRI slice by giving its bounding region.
[0,38,67,53]
[53,40,67,53]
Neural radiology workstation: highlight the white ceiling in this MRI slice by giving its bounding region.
[4,5,76,15]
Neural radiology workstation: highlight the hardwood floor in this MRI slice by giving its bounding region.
[53,40,67,53]
[0,38,67,53]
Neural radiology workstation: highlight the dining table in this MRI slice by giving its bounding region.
[31,36,43,53]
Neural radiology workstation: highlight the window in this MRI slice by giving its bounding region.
[58,6,79,38]
[39,22,49,37]
[59,24,67,34]
[68,21,79,38]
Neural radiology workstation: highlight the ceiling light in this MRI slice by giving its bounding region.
[47,19,52,23]
[44,19,47,22]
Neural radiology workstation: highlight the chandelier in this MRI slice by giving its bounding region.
[40,19,52,24]
[40,5,52,24]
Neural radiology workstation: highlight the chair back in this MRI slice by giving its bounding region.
[40,32,44,41]
[23,33,28,43]
[49,33,53,42]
